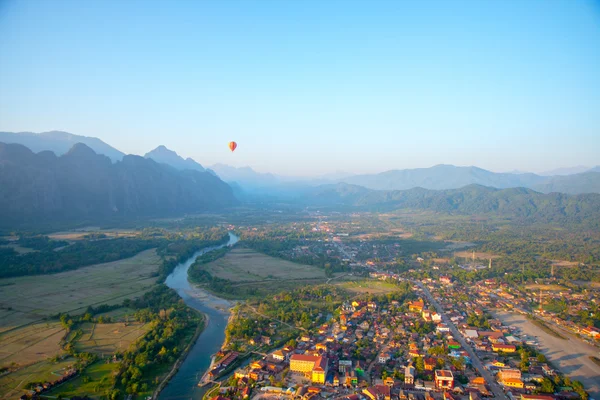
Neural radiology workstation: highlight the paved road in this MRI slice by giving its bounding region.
[494,310,600,399]
[417,282,507,400]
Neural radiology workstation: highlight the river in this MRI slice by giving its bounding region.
[159,232,239,400]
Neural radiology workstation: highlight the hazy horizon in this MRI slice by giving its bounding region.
[1,0,599,175]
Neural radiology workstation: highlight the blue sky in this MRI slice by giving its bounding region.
[0,0,599,176]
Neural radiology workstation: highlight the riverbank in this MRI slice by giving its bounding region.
[159,232,239,400]
[152,312,206,400]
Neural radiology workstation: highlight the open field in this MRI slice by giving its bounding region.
[0,248,161,334]
[454,250,500,259]
[0,357,76,399]
[202,248,327,282]
[524,284,568,292]
[47,228,140,241]
[0,243,37,254]
[493,310,600,399]
[442,241,476,251]
[0,322,65,368]
[75,321,150,355]
[337,280,402,296]
[549,259,580,268]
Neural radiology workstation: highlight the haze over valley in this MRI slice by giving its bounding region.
[1,1,599,400]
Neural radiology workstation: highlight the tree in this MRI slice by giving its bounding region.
[537,353,547,363]
[539,377,555,393]
[415,357,424,372]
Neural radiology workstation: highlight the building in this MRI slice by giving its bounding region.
[311,356,328,384]
[492,344,516,353]
[339,360,352,373]
[409,300,425,312]
[405,365,415,385]
[434,370,454,389]
[378,352,391,364]
[290,354,329,384]
[521,395,555,400]
[272,350,285,361]
[363,385,391,400]
[498,369,521,381]
[501,378,524,388]
[424,358,436,371]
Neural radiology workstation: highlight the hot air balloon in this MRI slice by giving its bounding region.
[228,141,237,152]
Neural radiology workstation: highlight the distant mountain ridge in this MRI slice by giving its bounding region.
[0,142,237,228]
[0,131,125,162]
[305,182,600,227]
[336,164,600,195]
[2,131,599,195]
[145,145,205,172]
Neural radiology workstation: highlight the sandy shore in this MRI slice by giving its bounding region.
[184,285,235,312]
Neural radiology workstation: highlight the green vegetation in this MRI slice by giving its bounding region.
[189,246,329,299]
[0,228,229,279]
[45,285,202,399]
[0,237,159,278]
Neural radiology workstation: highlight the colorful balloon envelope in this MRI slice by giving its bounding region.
[228,141,237,152]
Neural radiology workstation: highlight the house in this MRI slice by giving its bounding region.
[521,395,555,400]
[501,378,524,388]
[316,343,328,351]
[434,370,454,389]
[378,352,391,364]
[333,374,340,386]
[424,358,436,371]
[408,349,422,358]
[384,377,395,387]
[272,350,285,361]
[470,376,486,386]
[363,385,391,400]
[437,324,451,333]
[498,369,521,380]
[409,300,425,312]
[541,365,554,376]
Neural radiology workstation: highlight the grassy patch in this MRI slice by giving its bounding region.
[337,279,403,296]
[189,248,330,299]
[0,357,76,399]
[200,248,327,282]
[74,322,150,355]
[44,360,119,399]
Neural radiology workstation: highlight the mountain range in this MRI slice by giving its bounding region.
[2,130,598,195]
[0,131,125,162]
[0,142,237,227]
[144,145,206,172]
[304,183,600,227]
